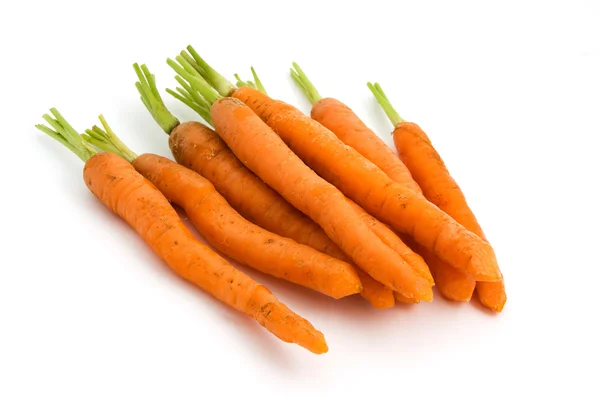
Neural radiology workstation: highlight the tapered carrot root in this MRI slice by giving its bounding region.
[346,201,433,286]
[135,64,391,308]
[210,97,432,301]
[37,110,327,354]
[230,86,500,282]
[394,292,420,304]
[356,270,395,309]
[133,153,362,299]
[166,55,433,301]
[369,82,506,311]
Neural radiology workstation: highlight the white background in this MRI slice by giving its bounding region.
[1,1,599,398]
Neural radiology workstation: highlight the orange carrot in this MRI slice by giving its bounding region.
[84,116,361,299]
[288,67,475,301]
[345,200,433,285]
[209,96,432,301]
[36,109,327,353]
[369,82,506,312]
[173,49,500,283]
[290,63,421,194]
[135,63,389,307]
[394,292,420,304]
[165,55,433,300]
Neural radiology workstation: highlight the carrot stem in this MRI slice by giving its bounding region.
[251,67,268,95]
[133,63,180,135]
[35,108,97,162]
[367,82,404,127]
[290,62,322,105]
[166,56,222,106]
[183,45,236,96]
[233,67,268,95]
[82,115,138,163]
[233,73,257,89]
[166,75,213,126]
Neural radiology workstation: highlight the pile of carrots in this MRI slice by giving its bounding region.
[36,46,506,354]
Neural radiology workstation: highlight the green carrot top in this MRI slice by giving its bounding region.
[367,82,405,127]
[82,115,138,163]
[166,45,268,113]
[35,108,97,162]
[290,62,322,105]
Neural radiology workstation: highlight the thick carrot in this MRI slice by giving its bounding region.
[36,109,327,353]
[166,56,433,300]
[287,66,475,302]
[173,49,500,282]
[135,63,390,307]
[135,153,362,299]
[369,82,506,311]
[84,116,361,299]
[290,63,421,194]
[210,97,431,300]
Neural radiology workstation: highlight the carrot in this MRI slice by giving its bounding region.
[394,292,420,304]
[290,63,421,194]
[369,82,506,312]
[288,65,474,303]
[175,47,500,283]
[83,115,361,299]
[135,63,390,308]
[36,109,327,353]
[345,200,433,285]
[166,54,433,301]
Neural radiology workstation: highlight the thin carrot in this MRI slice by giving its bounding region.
[167,55,433,301]
[290,63,421,194]
[135,63,390,307]
[36,109,327,353]
[287,65,473,302]
[369,82,506,312]
[176,47,500,283]
[83,116,362,299]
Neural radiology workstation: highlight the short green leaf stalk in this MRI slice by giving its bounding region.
[233,73,257,90]
[233,67,268,95]
[82,115,138,163]
[367,82,404,127]
[35,108,97,162]
[290,62,322,105]
[134,63,181,134]
[181,45,236,97]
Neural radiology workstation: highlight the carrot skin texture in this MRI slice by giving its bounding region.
[83,152,327,353]
[312,100,473,301]
[355,269,395,308]
[210,97,433,301]
[169,122,339,257]
[168,122,391,307]
[233,87,500,282]
[133,153,362,299]
[311,98,421,194]
[346,200,434,286]
[393,122,506,310]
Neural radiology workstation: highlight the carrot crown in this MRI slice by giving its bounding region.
[290,62,322,105]
[233,66,268,95]
[134,63,181,135]
[167,45,268,114]
[82,115,138,163]
[35,108,97,162]
[367,82,405,127]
